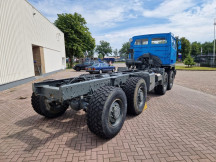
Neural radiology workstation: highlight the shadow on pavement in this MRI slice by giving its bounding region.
[2,110,108,152]
[2,91,162,152]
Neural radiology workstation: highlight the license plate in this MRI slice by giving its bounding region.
[88,68,91,70]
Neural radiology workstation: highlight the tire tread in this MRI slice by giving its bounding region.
[87,86,123,138]
[122,77,144,115]
[31,93,68,118]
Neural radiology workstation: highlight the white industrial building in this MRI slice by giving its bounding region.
[0,0,66,90]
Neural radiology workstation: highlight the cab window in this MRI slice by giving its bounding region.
[135,39,141,45]
[141,39,148,45]
[135,39,148,45]
[151,38,167,44]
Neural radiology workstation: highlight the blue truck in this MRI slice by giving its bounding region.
[126,32,181,91]
[129,33,178,66]
[31,33,181,139]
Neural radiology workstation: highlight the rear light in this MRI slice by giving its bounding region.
[85,68,87,70]
[93,68,96,70]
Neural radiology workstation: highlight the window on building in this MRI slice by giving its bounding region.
[151,38,167,44]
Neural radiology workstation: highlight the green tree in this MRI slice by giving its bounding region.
[98,53,103,59]
[87,49,95,58]
[184,55,195,67]
[54,13,95,67]
[113,49,118,58]
[119,42,130,59]
[95,41,112,59]
[180,37,191,60]
[202,41,215,55]
[191,41,201,57]
[175,36,180,60]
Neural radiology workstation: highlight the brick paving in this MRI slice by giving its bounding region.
[175,70,216,96]
[0,68,216,162]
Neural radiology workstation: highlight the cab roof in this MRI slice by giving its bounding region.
[132,32,174,39]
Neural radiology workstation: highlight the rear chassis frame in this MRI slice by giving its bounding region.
[33,68,165,105]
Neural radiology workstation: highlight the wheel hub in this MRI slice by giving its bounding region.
[137,87,144,106]
[44,99,62,112]
[112,104,120,119]
[109,100,121,125]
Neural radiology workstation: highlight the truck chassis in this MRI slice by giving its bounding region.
[32,67,174,139]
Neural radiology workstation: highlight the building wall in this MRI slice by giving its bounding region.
[0,0,66,85]
[43,48,64,73]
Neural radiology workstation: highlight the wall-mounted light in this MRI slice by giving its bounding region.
[32,7,36,16]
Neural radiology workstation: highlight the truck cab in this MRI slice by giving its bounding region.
[129,33,178,66]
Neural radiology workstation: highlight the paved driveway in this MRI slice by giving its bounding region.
[0,69,216,162]
[175,70,216,96]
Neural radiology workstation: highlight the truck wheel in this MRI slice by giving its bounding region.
[31,93,44,116]
[122,77,147,115]
[87,86,127,139]
[167,70,174,90]
[31,93,69,118]
[154,72,168,95]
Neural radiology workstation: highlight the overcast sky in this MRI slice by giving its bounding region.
[28,0,216,50]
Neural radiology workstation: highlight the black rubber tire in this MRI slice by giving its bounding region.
[87,86,127,139]
[122,77,147,115]
[75,67,80,71]
[167,70,174,90]
[31,93,69,118]
[154,72,168,95]
[31,93,44,116]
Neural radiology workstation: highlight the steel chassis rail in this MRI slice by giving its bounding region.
[33,70,163,102]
